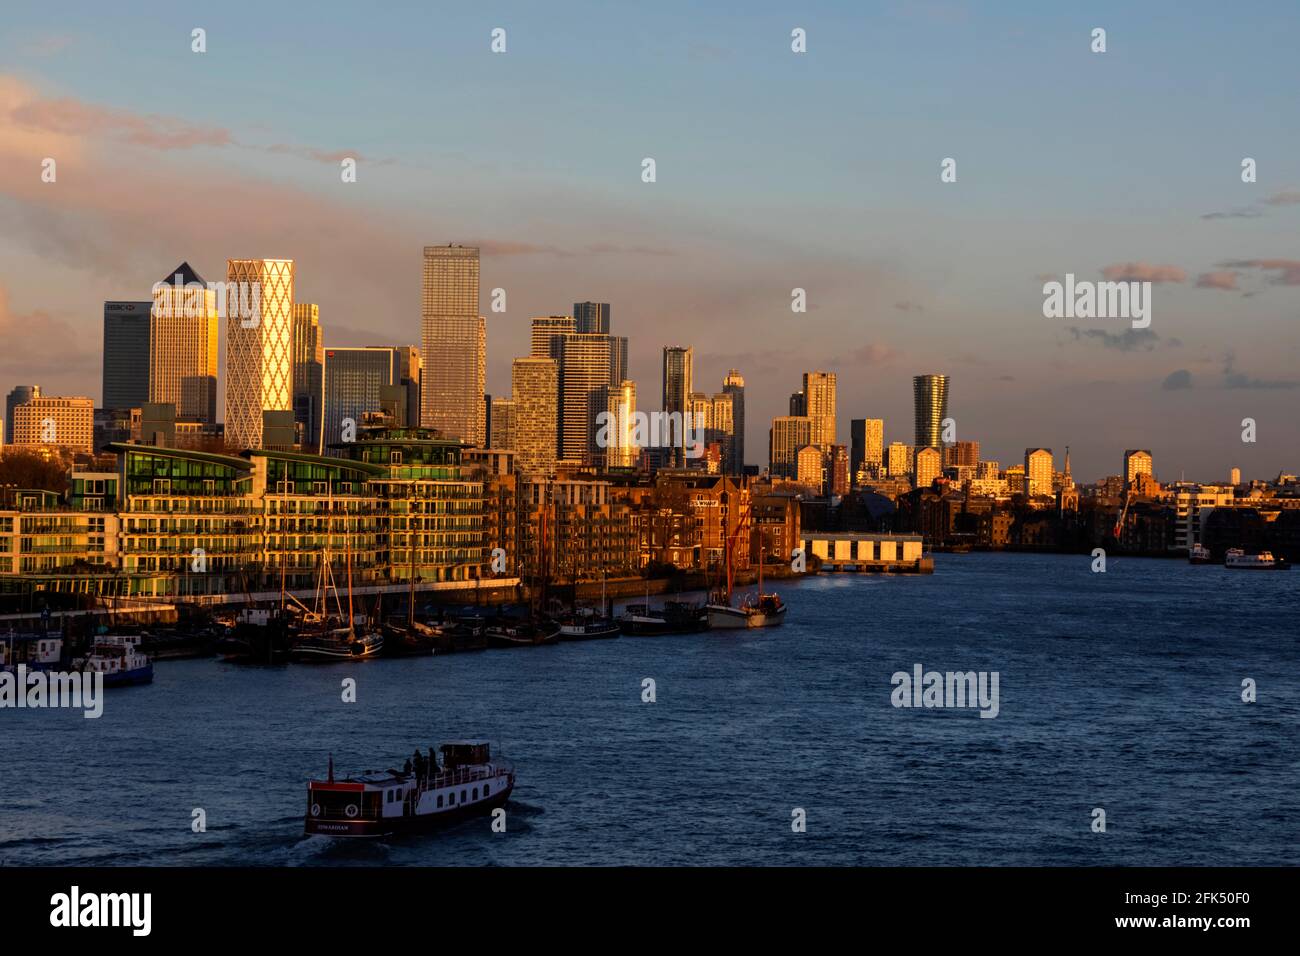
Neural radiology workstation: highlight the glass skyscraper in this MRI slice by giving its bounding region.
[420,244,485,446]
[912,374,950,449]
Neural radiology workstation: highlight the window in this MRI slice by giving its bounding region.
[472,787,478,800]
[483,782,490,795]
[390,451,403,465]
[448,791,455,805]
[437,794,443,808]
[461,790,467,803]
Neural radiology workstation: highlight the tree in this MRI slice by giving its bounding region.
[0,448,70,495]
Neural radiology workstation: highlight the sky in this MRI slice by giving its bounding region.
[1,0,1298,482]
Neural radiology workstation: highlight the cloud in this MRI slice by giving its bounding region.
[1262,189,1300,207]
[841,343,902,366]
[1066,327,1161,351]
[1195,270,1238,290]
[1201,207,1263,220]
[1215,259,1300,286]
[1162,369,1193,390]
[23,34,76,57]
[1099,262,1186,284]
[1222,352,1298,390]
[893,300,924,313]
[0,282,98,383]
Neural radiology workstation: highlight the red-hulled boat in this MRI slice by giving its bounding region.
[304,742,514,837]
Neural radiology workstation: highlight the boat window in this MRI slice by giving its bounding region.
[437,795,443,808]
[483,782,490,795]
[472,787,478,800]
[461,790,467,803]
[448,792,455,805]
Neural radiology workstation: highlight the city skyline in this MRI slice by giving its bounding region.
[2,4,1299,481]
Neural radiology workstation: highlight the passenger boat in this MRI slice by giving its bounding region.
[305,741,514,838]
[74,634,153,687]
[1188,543,1213,565]
[618,600,709,635]
[1225,548,1284,570]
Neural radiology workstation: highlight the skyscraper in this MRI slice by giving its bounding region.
[291,303,325,453]
[12,396,94,454]
[512,357,559,475]
[224,258,294,450]
[5,385,40,444]
[102,301,151,411]
[803,371,837,447]
[323,347,395,454]
[420,244,485,445]
[770,415,812,478]
[913,374,949,449]
[789,391,806,416]
[662,347,693,465]
[603,380,638,469]
[149,262,218,424]
[573,301,610,334]
[558,333,613,463]
[915,446,942,489]
[489,397,517,450]
[1124,449,1154,485]
[530,315,576,360]
[1025,448,1054,497]
[722,369,745,474]
[851,418,884,483]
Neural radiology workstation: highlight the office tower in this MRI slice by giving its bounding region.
[1124,449,1154,485]
[604,380,638,468]
[1230,467,1241,486]
[722,369,745,474]
[5,385,40,444]
[944,440,980,469]
[1025,448,1054,496]
[420,244,485,445]
[829,445,850,495]
[573,301,610,335]
[323,347,394,454]
[913,374,949,448]
[609,335,628,386]
[224,258,294,450]
[12,396,94,454]
[291,303,325,453]
[886,441,914,479]
[530,316,576,360]
[915,446,942,489]
[978,460,1000,479]
[558,333,613,464]
[662,347,693,465]
[789,391,806,416]
[149,262,219,424]
[850,418,884,483]
[709,392,735,470]
[512,357,559,475]
[769,415,812,478]
[490,397,517,450]
[102,302,151,410]
[803,371,837,447]
[797,445,825,492]
[391,345,422,427]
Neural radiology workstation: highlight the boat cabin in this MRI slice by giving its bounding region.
[440,741,491,769]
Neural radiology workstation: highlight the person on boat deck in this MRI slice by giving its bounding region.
[427,748,437,779]
[403,758,413,776]
[413,750,426,781]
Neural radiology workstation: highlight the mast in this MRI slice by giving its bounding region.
[346,519,354,634]
[407,511,416,626]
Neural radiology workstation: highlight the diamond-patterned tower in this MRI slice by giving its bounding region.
[224,258,294,450]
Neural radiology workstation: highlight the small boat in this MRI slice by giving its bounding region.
[74,634,153,687]
[1225,548,1285,570]
[705,512,787,630]
[0,634,67,673]
[486,617,561,648]
[618,600,709,635]
[558,611,620,641]
[1188,543,1213,565]
[707,592,788,629]
[381,616,438,657]
[305,741,515,838]
[291,622,384,662]
[215,607,295,664]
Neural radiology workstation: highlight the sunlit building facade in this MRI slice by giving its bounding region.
[149,262,219,424]
[224,258,294,450]
[913,374,949,449]
[512,357,559,476]
[420,245,485,446]
[603,380,638,469]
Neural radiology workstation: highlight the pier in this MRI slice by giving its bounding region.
[803,533,932,574]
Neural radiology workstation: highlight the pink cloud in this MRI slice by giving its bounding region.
[1100,262,1187,284]
[1216,259,1300,285]
[1195,271,1238,291]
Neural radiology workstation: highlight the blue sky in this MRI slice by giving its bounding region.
[2,1,1298,480]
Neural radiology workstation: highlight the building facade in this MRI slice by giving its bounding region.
[224,258,295,450]
[420,244,485,446]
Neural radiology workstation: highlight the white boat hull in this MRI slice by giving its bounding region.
[706,604,786,629]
